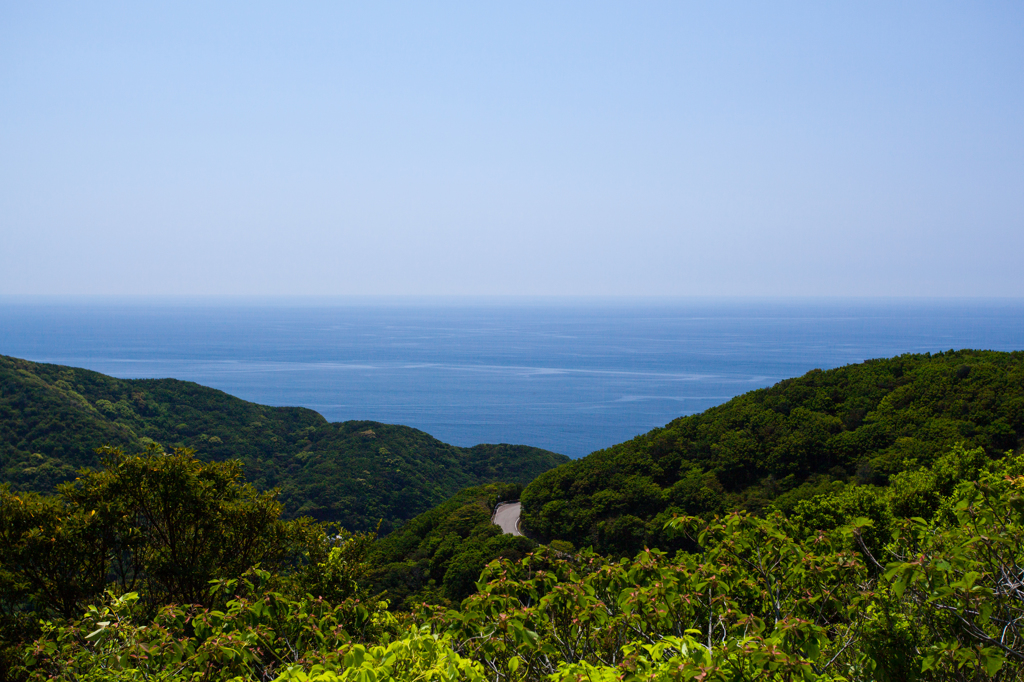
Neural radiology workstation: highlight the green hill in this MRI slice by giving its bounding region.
[6,350,1024,680]
[367,482,535,609]
[0,355,568,532]
[521,349,1024,554]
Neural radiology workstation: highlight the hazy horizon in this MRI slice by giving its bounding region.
[4,297,1022,456]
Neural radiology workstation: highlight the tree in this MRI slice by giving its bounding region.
[1,445,311,617]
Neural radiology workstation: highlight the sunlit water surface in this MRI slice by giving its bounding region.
[2,298,1022,458]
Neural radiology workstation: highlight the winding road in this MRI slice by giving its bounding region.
[492,501,523,536]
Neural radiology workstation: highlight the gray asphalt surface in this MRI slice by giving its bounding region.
[492,502,523,536]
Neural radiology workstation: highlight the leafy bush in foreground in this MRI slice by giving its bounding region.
[24,573,475,682]
[439,450,1024,680]
[10,446,1024,681]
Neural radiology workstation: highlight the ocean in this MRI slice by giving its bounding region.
[1,297,1022,458]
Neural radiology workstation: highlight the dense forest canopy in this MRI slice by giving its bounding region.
[1,349,1024,680]
[0,355,567,532]
[367,483,536,609]
[522,349,1024,554]
[4,442,1023,681]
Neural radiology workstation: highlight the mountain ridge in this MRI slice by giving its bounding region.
[521,349,1024,554]
[0,354,567,533]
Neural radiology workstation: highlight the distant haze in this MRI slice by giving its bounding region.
[2,2,1022,297]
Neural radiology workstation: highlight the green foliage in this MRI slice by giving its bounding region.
[8,444,1024,681]
[7,351,1024,680]
[933,441,990,494]
[0,447,389,680]
[522,350,1024,554]
[22,572,472,682]
[880,455,1024,679]
[887,468,940,520]
[0,446,311,619]
[0,486,108,621]
[440,514,869,681]
[293,527,380,605]
[434,454,1024,680]
[789,482,894,556]
[0,355,568,533]
[367,484,535,610]
[66,445,300,610]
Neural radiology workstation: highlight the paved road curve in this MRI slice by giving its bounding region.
[492,502,523,536]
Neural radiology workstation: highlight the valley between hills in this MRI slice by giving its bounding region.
[2,349,1024,679]
[0,354,567,534]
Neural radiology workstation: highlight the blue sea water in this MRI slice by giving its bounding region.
[1,298,1022,458]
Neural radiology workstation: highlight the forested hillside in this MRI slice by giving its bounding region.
[522,349,1024,554]
[3,351,1024,680]
[0,355,567,532]
[368,483,535,609]
[5,442,1023,681]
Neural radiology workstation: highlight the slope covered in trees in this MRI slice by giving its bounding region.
[367,483,535,609]
[0,355,567,532]
[4,351,1024,680]
[7,443,1024,681]
[521,349,1024,554]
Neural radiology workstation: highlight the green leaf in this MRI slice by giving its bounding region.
[983,652,1005,676]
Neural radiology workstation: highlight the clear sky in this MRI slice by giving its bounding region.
[1,2,1022,297]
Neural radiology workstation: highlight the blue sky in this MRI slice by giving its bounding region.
[1,2,1022,297]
